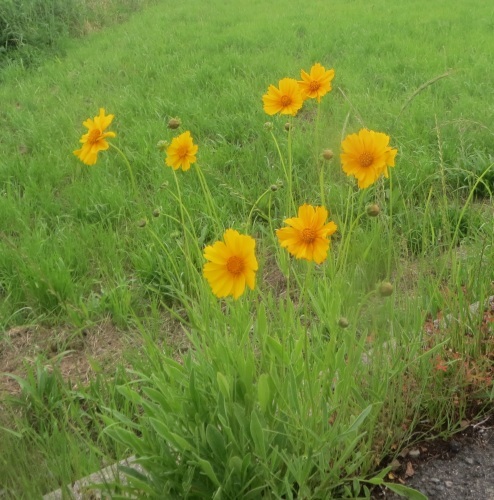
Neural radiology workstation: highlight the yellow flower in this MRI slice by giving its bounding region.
[340,129,398,189]
[203,229,258,299]
[73,108,116,166]
[165,131,198,171]
[262,78,304,116]
[276,204,337,264]
[298,63,335,102]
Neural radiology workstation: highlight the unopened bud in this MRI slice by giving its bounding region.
[264,122,273,130]
[156,140,168,152]
[137,218,147,228]
[284,122,292,131]
[167,117,181,129]
[322,149,334,161]
[270,184,278,192]
[366,204,380,217]
[338,317,349,328]
[152,208,160,217]
[379,282,394,297]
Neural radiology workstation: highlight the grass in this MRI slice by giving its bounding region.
[0,0,493,497]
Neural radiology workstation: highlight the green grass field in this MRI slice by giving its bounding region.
[1,0,493,497]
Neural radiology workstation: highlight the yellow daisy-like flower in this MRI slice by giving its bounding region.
[276,204,338,264]
[73,108,116,166]
[340,129,398,189]
[203,229,258,299]
[262,78,304,116]
[165,131,198,171]
[298,63,335,102]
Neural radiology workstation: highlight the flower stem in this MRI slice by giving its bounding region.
[110,144,137,194]
[194,163,221,234]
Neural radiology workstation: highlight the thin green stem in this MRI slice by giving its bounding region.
[246,186,272,231]
[386,169,394,278]
[194,164,222,234]
[110,143,137,194]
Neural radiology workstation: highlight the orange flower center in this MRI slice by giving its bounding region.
[301,228,317,243]
[226,255,244,275]
[358,152,374,168]
[177,145,190,159]
[88,129,102,145]
[280,95,292,107]
[309,80,321,92]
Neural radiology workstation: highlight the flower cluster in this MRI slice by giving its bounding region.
[262,63,335,116]
[262,63,397,190]
[73,60,397,300]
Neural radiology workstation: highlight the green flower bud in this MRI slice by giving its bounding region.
[366,204,380,217]
[379,282,394,297]
[322,149,334,161]
[167,117,181,129]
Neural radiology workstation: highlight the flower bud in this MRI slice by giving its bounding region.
[270,184,278,192]
[322,149,334,161]
[152,208,160,218]
[156,140,168,152]
[284,122,292,131]
[264,122,273,130]
[338,317,349,328]
[167,117,181,129]
[137,218,147,228]
[366,204,380,217]
[379,282,394,297]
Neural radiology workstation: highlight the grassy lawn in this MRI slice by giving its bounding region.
[1,0,493,497]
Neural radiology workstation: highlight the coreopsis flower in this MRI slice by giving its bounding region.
[340,129,398,189]
[298,63,335,102]
[262,78,304,116]
[165,131,198,171]
[276,204,337,264]
[203,229,258,299]
[73,108,116,165]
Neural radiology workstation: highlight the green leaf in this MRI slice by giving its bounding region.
[383,482,428,500]
[104,426,145,455]
[217,372,230,399]
[265,336,289,364]
[194,457,221,487]
[206,424,226,460]
[257,373,271,413]
[149,417,191,453]
[249,410,266,458]
[256,304,268,337]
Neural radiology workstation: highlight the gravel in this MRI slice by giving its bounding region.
[382,422,494,499]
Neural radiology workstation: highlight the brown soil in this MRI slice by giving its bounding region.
[0,320,132,397]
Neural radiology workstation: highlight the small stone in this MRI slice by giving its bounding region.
[408,449,421,458]
[464,457,474,465]
[449,440,461,453]
[444,481,454,488]
[430,478,441,484]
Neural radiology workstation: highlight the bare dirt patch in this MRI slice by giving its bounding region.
[0,319,134,397]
